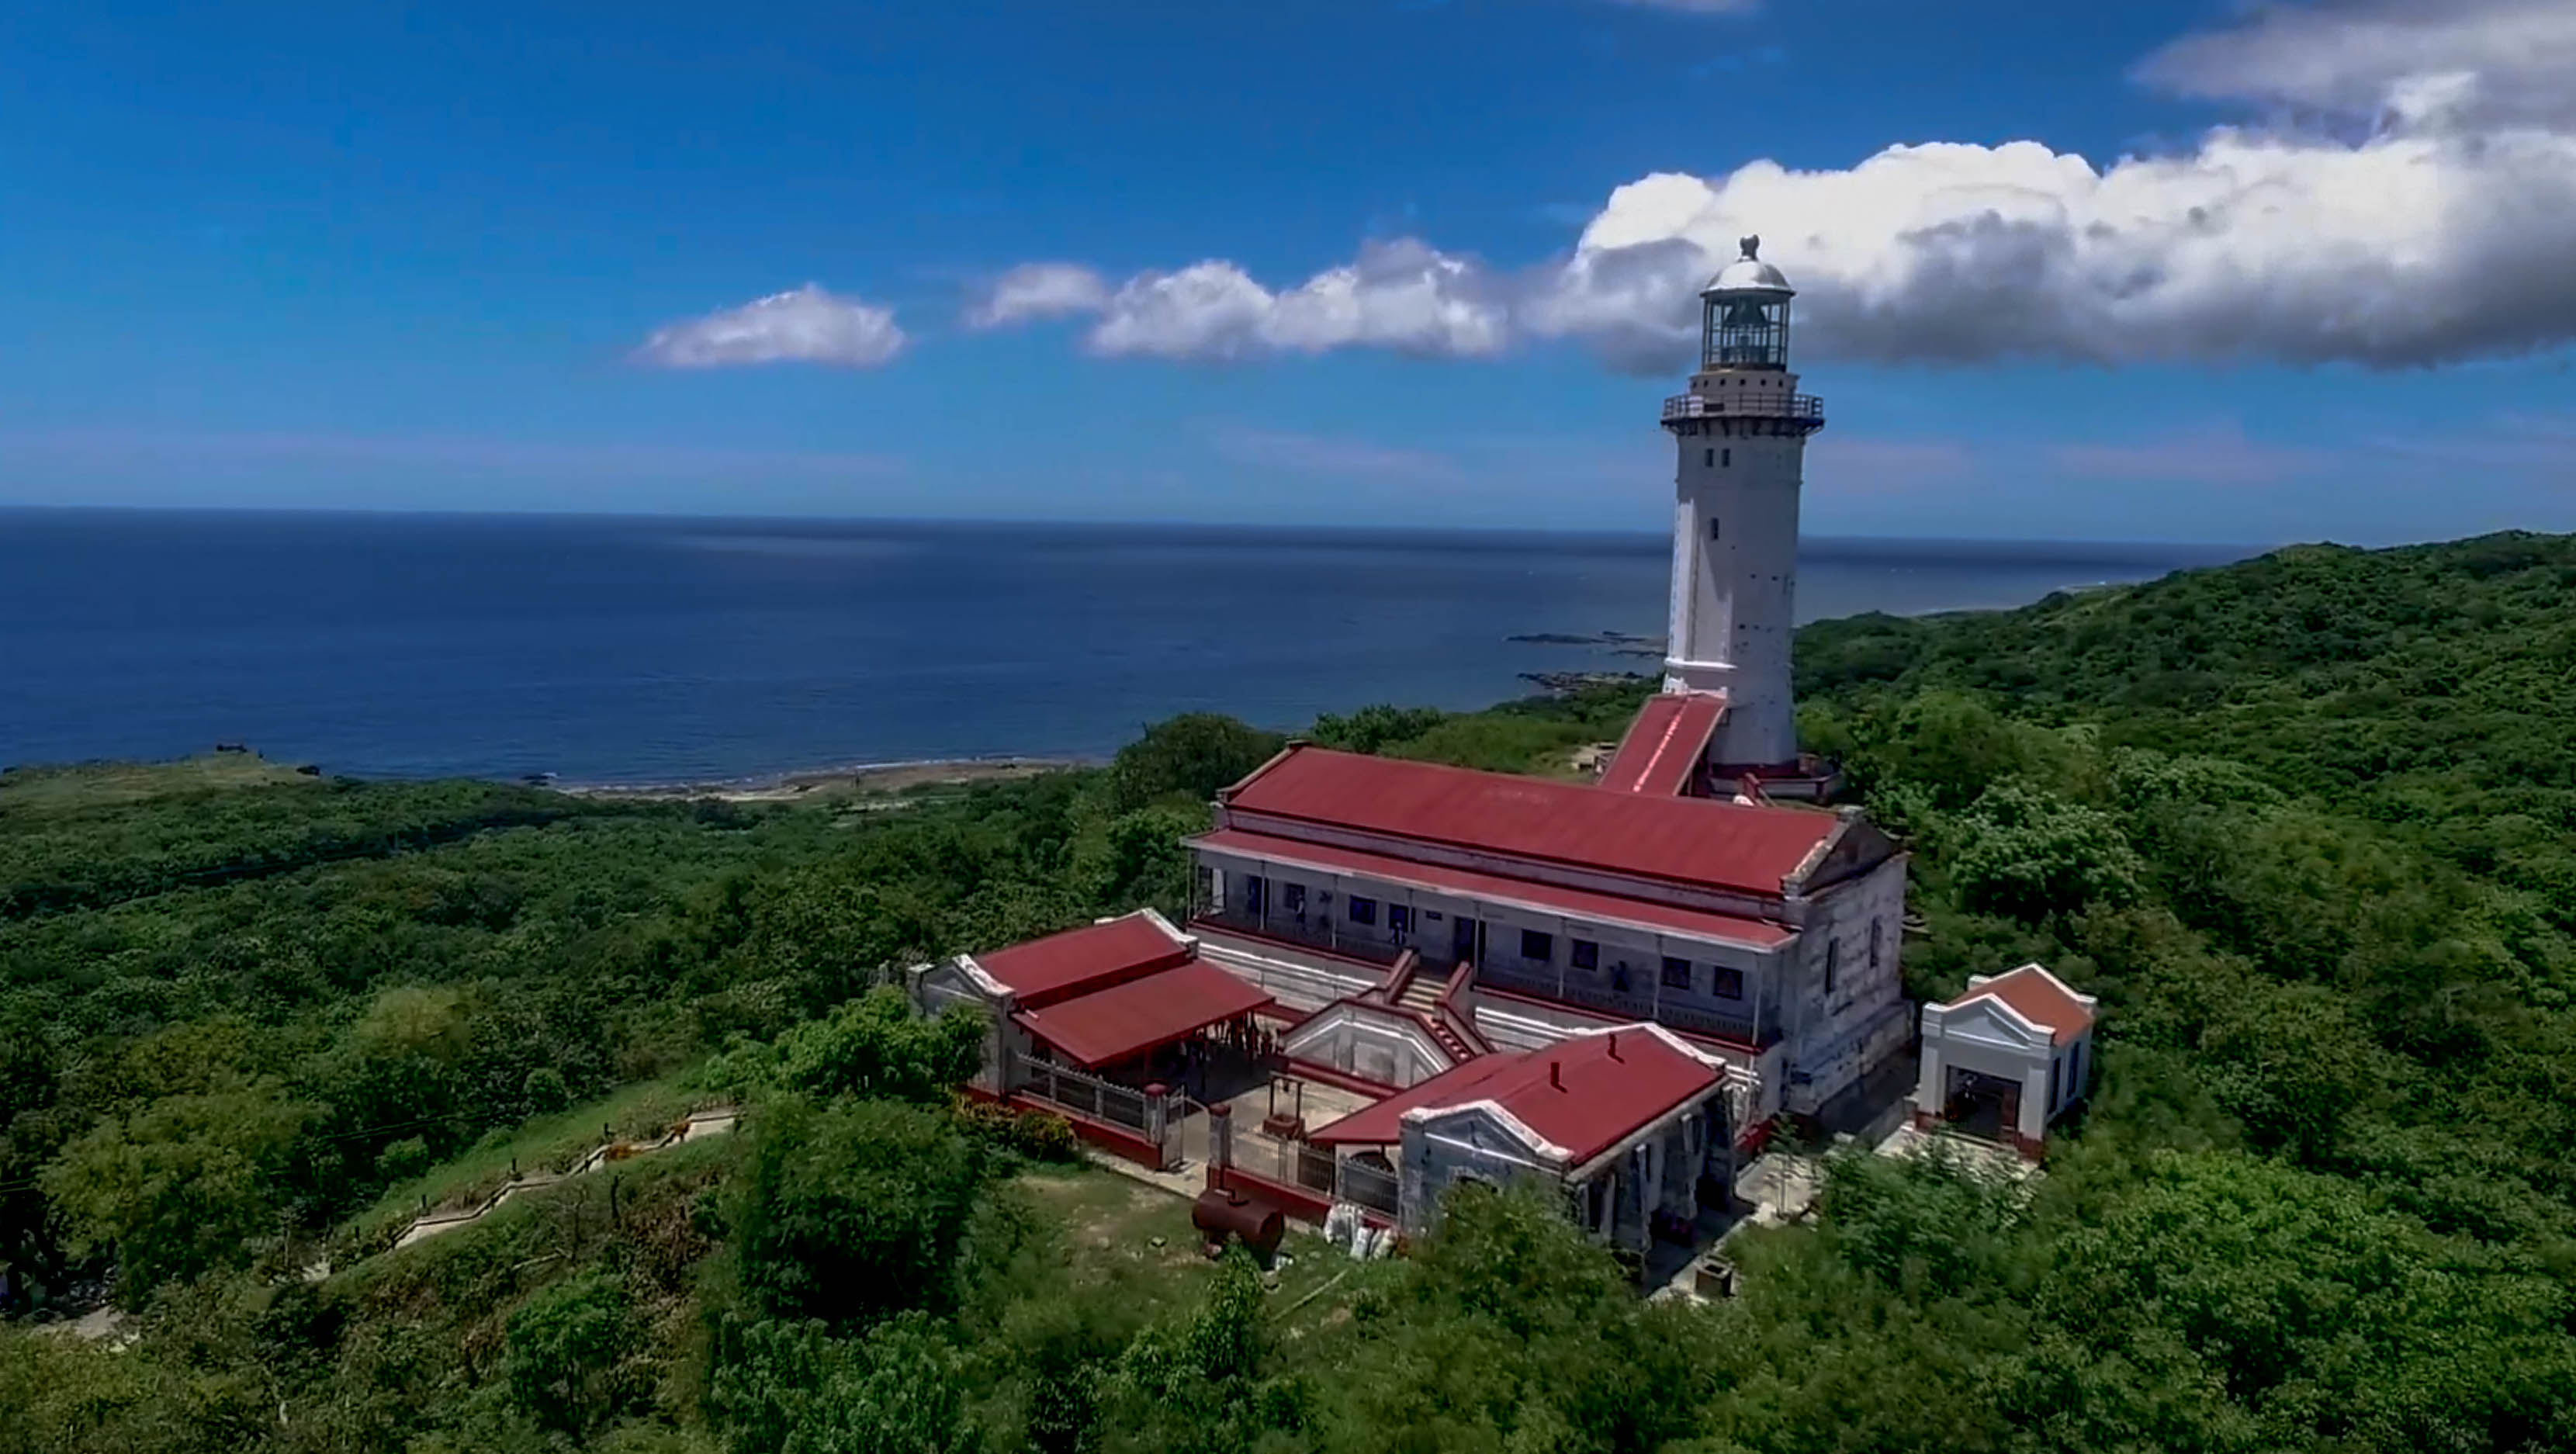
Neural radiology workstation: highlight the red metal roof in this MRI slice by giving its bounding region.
[1598,692,1725,796]
[1191,828,1794,948]
[1949,964,2095,1045]
[1013,961,1274,1069]
[971,912,1193,1009]
[1220,746,1837,898]
[1309,1028,1718,1167]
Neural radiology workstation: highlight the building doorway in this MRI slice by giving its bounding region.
[1941,1066,2020,1144]
[1450,914,1479,967]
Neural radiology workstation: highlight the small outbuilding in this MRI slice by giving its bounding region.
[1910,963,2096,1158]
[1307,1023,1754,1252]
[910,909,1274,1116]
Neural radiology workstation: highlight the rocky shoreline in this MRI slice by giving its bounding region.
[1505,629,1666,658]
[552,755,1089,804]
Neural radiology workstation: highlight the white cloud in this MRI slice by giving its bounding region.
[2135,0,2576,130]
[637,284,906,369]
[1088,240,1511,360]
[961,242,1510,361]
[968,263,1111,328]
[982,0,2576,372]
[1525,115,2576,370]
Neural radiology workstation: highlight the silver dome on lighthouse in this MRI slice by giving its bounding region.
[1704,234,1792,295]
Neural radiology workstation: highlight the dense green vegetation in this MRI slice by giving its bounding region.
[8,531,2576,1452]
[0,750,1203,1310]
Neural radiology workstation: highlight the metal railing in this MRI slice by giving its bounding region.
[1660,393,1825,423]
[1018,1060,1158,1134]
[1475,964,1766,1044]
[1338,1156,1402,1217]
[1234,1130,1402,1217]
[1190,910,1407,969]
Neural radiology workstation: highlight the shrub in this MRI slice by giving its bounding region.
[956,1099,1080,1162]
[375,1135,432,1184]
[1951,783,2145,923]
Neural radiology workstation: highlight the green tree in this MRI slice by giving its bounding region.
[2035,1151,2576,1452]
[717,988,984,1106]
[43,1087,314,1301]
[1311,704,1449,756]
[1098,1247,1311,1454]
[1856,690,2079,809]
[1108,715,1284,812]
[504,1272,641,1437]
[730,1097,991,1328]
[714,1314,972,1454]
[1950,782,2145,923]
[1099,805,1205,916]
[1814,1137,2026,1298]
[1314,1184,1711,1454]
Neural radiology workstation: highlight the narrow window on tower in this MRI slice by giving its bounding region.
[1708,518,1722,542]
[1722,448,1732,466]
[1703,448,1714,466]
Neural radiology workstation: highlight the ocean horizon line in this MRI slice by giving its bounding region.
[0,501,2273,559]
[1,511,2256,785]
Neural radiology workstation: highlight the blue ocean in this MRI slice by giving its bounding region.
[0,511,2249,784]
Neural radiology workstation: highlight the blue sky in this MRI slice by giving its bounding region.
[2,0,2571,542]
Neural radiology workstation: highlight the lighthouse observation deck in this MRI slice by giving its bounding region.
[1660,392,1826,433]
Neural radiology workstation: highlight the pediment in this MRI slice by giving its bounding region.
[1935,995,2045,1051]
[1413,1104,1549,1163]
[919,961,1005,1008]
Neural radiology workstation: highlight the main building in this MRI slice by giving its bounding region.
[917,237,1923,1251]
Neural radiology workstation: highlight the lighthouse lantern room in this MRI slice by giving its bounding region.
[1657,235,1826,781]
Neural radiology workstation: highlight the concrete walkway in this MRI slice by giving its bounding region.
[393,1107,739,1250]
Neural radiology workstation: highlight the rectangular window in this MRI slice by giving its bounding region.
[1283,883,1306,915]
[1712,967,1743,1000]
[1519,930,1553,963]
[1388,903,1413,936]
[1242,877,1264,915]
[1661,956,1692,991]
[1708,516,1722,541]
[1823,940,1840,995]
[1347,896,1377,926]
[1722,447,1732,466]
[1703,447,1714,466]
[1570,939,1598,971]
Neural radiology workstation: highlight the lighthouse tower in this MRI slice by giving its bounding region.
[1658,235,1825,776]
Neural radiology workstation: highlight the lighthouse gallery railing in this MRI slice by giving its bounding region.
[1660,393,1824,423]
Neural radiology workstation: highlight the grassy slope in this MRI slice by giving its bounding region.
[0,753,314,809]
[350,1069,720,1241]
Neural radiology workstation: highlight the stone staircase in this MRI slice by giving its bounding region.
[1397,968,1491,1063]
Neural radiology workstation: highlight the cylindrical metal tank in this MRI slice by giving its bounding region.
[1191,1186,1285,1258]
